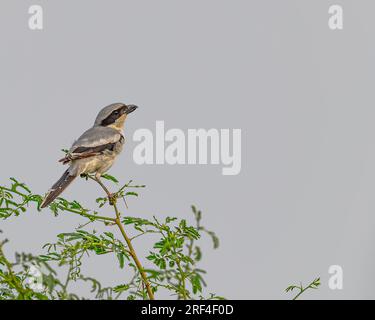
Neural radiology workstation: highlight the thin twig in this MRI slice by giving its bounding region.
[89,176,155,300]
[56,205,115,223]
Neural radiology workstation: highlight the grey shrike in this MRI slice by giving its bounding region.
[40,102,138,208]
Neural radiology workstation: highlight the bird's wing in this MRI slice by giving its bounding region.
[59,127,124,164]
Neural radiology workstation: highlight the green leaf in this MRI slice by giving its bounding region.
[117,253,125,269]
[101,174,119,184]
[125,192,138,197]
[146,254,156,261]
[194,246,202,262]
[190,274,202,294]
[104,232,114,239]
[114,284,130,293]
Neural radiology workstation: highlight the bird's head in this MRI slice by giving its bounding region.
[94,103,138,131]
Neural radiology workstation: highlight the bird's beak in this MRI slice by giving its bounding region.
[125,105,138,114]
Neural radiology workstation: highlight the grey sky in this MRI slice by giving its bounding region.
[1,0,375,299]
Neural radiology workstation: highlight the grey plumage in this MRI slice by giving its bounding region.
[41,102,138,208]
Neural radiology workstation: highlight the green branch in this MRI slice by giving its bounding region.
[285,277,321,300]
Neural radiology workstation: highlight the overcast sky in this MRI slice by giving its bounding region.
[1,0,375,299]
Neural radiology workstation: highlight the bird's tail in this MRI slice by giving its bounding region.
[41,169,77,208]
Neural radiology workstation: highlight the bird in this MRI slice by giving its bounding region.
[40,102,138,209]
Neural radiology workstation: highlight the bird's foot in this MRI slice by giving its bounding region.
[108,193,117,206]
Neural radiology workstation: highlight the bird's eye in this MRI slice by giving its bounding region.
[114,110,120,115]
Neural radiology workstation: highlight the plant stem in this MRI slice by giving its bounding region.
[0,186,26,198]
[175,257,188,300]
[0,240,27,297]
[292,280,316,300]
[90,176,155,300]
[292,287,306,300]
[1,185,115,223]
[61,263,74,299]
[56,205,116,223]
[115,216,154,300]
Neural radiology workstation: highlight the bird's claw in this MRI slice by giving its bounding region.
[108,193,117,205]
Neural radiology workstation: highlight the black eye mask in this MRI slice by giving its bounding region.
[101,109,122,126]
